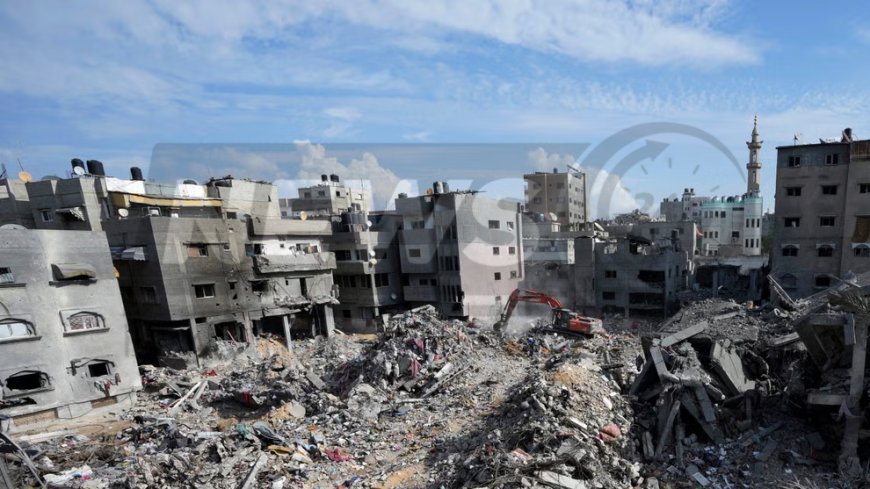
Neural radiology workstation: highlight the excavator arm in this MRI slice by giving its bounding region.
[494,288,564,331]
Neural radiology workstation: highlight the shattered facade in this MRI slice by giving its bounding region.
[773,134,870,298]
[575,232,691,316]
[329,211,405,331]
[0,229,141,432]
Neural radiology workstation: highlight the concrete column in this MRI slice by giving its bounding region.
[321,304,335,337]
[282,315,293,352]
[241,311,254,343]
[188,318,202,368]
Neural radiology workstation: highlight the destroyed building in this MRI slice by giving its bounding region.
[329,210,405,331]
[0,229,141,432]
[660,187,709,223]
[0,164,338,367]
[279,174,369,219]
[772,129,870,298]
[523,167,587,230]
[575,229,692,316]
[395,184,524,319]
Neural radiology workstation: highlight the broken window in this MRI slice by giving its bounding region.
[637,270,665,283]
[785,186,801,197]
[194,284,215,299]
[0,267,13,284]
[819,216,836,227]
[62,311,106,333]
[861,183,870,194]
[818,245,834,257]
[605,270,617,279]
[825,154,839,165]
[251,280,269,293]
[40,209,53,222]
[0,318,36,341]
[507,222,515,231]
[187,244,209,257]
[855,245,870,258]
[85,361,113,378]
[52,263,97,282]
[335,250,352,261]
[780,274,797,289]
[821,185,838,195]
[815,275,832,288]
[3,370,51,395]
[784,217,800,228]
[852,216,870,242]
[782,245,799,257]
[488,220,500,229]
[139,286,159,304]
[492,247,500,255]
[787,156,801,167]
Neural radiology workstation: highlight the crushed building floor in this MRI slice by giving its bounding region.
[3,293,870,488]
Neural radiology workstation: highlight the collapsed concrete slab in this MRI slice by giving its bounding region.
[709,340,755,395]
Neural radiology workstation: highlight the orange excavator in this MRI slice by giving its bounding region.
[493,288,603,336]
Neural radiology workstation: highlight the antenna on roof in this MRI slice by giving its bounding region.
[0,163,6,180]
[793,133,802,145]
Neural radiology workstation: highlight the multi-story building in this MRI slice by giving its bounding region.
[524,169,587,230]
[658,119,764,258]
[772,129,870,298]
[396,185,524,319]
[0,229,141,431]
[660,188,708,222]
[574,228,693,317]
[280,174,369,219]
[0,162,337,367]
[329,211,404,331]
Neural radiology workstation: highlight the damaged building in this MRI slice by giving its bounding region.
[772,129,870,298]
[0,163,338,367]
[329,210,404,331]
[575,224,693,317]
[0,229,141,432]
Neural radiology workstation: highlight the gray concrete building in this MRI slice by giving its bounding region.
[281,174,369,219]
[772,131,870,298]
[330,211,404,331]
[0,229,141,432]
[524,169,587,230]
[396,187,524,320]
[575,229,692,317]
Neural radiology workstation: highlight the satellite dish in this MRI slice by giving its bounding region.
[0,223,27,230]
[390,293,398,300]
[366,220,373,227]
[18,171,32,183]
[299,211,308,221]
[369,259,378,266]
[118,208,129,217]
[72,166,85,176]
[368,249,376,257]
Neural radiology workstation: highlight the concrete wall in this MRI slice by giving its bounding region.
[0,178,35,228]
[25,177,110,231]
[772,141,854,298]
[524,171,586,228]
[0,229,141,430]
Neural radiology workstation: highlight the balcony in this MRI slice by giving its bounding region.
[253,252,336,274]
[403,285,438,302]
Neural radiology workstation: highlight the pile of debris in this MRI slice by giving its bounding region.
[429,336,644,488]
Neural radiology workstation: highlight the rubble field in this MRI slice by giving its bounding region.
[3,292,870,488]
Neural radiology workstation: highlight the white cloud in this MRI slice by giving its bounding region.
[527,147,639,219]
[322,106,362,138]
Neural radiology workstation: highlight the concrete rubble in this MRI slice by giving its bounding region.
[7,288,870,487]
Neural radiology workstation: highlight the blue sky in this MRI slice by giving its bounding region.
[1,1,869,217]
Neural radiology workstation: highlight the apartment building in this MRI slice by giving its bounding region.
[280,174,369,219]
[574,225,693,317]
[772,130,870,298]
[660,188,709,222]
[524,169,587,230]
[0,229,141,431]
[0,162,337,366]
[396,185,524,319]
[329,211,404,331]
